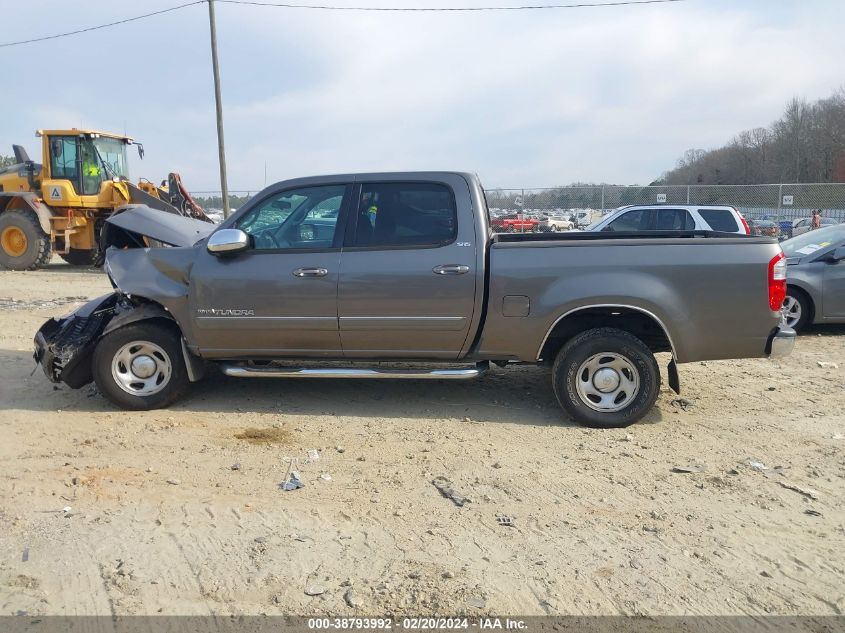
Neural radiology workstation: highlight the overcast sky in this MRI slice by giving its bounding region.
[3,0,843,191]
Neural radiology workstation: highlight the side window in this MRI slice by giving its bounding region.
[49,137,80,191]
[353,182,457,247]
[698,209,739,232]
[655,209,695,230]
[236,185,345,250]
[605,209,650,232]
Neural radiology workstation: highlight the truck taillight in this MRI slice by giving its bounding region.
[740,215,751,235]
[768,251,786,312]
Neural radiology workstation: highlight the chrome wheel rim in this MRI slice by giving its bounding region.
[575,352,640,412]
[111,340,172,396]
[781,295,801,328]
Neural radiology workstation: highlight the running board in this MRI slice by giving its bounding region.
[221,361,489,380]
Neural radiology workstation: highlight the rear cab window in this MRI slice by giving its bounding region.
[698,208,739,232]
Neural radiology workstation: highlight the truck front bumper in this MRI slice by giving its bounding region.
[766,325,796,358]
[33,293,119,388]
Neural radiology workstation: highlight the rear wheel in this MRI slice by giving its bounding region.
[0,209,51,270]
[552,328,660,428]
[93,322,190,410]
[59,248,96,266]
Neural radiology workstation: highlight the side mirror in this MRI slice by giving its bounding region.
[136,143,145,160]
[207,228,249,255]
[830,246,845,262]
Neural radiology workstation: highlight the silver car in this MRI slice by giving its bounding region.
[781,224,845,330]
[791,217,837,237]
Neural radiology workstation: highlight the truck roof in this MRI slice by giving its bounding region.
[260,171,480,188]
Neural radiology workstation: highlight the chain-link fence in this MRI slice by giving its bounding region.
[190,190,257,222]
[486,183,845,225]
[193,183,845,227]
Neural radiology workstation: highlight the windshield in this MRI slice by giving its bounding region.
[90,137,129,179]
[782,223,845,257]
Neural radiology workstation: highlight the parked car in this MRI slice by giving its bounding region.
[571,209,602,228]
[747,218,781,238]
[779,223,845,330]
[539,213,574,232]
[490,213,540,232]
[791,217,838,237]
[34,172,793,429]
[585,205,750,234]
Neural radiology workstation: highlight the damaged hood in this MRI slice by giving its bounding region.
[106,205,215,247]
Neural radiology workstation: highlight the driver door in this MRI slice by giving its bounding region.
[189,184,351,358]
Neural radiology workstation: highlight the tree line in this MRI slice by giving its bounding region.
[658,88,845,186]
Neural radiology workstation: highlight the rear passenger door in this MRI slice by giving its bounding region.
[337,178,477,359]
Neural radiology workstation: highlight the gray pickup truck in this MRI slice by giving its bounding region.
[34,172,795,428]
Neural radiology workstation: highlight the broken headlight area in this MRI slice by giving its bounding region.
[33,293,133,388]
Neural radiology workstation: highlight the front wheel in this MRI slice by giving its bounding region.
[552,328,660,428]
[92,322,190,410]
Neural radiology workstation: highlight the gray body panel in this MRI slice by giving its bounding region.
[102,171,783,365]
[786,261,845,325]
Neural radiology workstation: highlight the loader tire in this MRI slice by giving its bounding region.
[59,249,96,267]
[0,209,52,271]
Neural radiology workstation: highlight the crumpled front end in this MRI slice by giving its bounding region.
[33,293,126,388]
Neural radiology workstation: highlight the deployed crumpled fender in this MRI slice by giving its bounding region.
[105,246,198,346]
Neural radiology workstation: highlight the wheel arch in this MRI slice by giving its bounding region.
[103,297,205,382]
[538,304,677,363]
[0,193,53,234]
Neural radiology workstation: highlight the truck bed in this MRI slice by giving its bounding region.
[476,232,783,364]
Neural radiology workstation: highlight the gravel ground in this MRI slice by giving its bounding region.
[0,260,843,616]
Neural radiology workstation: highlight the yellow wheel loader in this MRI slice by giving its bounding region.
[0,129,211,270]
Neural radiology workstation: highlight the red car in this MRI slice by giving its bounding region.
[491,214,540,232]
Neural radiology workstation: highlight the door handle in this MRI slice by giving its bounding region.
[293,267,328,278]
[432,264,470,275]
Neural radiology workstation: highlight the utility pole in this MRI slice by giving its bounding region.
[207,0,231,218]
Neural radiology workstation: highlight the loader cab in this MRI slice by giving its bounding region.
[40,130,132,198]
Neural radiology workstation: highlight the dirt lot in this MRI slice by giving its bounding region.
[0,260,843,617]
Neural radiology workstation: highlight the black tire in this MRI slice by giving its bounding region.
[92,322,190,410]
[552,327,660,428]
[0,209,51,270]
[59,248,96,266]
[782,287,812,332]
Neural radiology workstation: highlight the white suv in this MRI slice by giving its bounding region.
[586,205,750,235]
